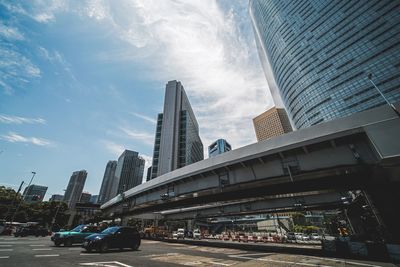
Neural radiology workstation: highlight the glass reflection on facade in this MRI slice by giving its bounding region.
[150,80,203,180]
[250,0,400,129]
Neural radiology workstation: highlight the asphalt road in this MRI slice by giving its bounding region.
[0,236,397,267]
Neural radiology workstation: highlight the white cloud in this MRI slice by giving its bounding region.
[0,45,41,94]
[119,127,154,146]
[0,114,46,125]
[102,140,125,157]
[78,0,272,148]
[38,47,77,81]
[1,132,53,146]
[1,0,273,148]
[131,112,156,125]
[141,154,153,183]
[0,23,24,40]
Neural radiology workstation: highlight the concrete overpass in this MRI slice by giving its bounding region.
[102,104,400,241]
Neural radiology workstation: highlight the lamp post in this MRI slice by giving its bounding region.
[367,74,400,117]
[11,172,36,224]
[23,172,36,201]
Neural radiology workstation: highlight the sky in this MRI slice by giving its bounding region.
[0,0,273,200]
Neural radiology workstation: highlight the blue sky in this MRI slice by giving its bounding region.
[0,0,272,199]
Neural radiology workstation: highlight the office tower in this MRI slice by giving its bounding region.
[63,170,87,209]
[208,139,232,158]
[97,160,117,204]
[89,195,99,204]
[110,150,145,197]
[49,194,64,202]
[79,192,92,203]
[250,0,400,129]
[253,107,293,141]
[23,184,47,203]
[150,80,204,179]
[146,166,152,182]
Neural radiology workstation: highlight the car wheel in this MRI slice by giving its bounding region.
[54,240,62,247]
[131,240,140,251]
[85,247,92,253]
[64,239,72,247]
[100,242,108,253]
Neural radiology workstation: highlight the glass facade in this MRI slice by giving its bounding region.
[98,160,117,204]
[150,80,203,180]
[150,113,163,179]
[250,0,400,129]
[208,139,232,158]
[114,150,145,195]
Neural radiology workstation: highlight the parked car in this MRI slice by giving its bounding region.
[301,234,310,241]
[193,229,201,239]
[175,228,185,239]
[51,224,99,246]
[82,226,140,252]
[311,233,321,241]
[295,233,303,240]
[14,226,49,237]
[286,232,296,241]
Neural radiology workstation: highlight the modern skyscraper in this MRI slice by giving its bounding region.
[63,170,87,209]
[250,0,400,129]
[146,166,152,182]
[23,184,47,203]
[79,192,92,203]
[150,80,204,179]
[89,195,99,204]
[253,107,293,141]
[208,139,232,158]
[97,160,117,204]
[110,150,145,197]
[49,194,64,202]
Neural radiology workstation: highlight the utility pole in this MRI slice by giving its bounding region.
[368,74,400,117]
[3,181,24,220]
[11,172,36,224]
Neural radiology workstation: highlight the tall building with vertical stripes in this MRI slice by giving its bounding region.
[150,80,204,180]
[98,160,117,204]
[64,170,87,209]
[250,0,400,129]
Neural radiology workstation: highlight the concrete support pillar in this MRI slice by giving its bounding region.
[365,181,400,243]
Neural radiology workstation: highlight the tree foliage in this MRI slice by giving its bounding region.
[0,186,70,227]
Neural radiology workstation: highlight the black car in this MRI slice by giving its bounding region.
[82,226,140,252]
[14,226,49,237]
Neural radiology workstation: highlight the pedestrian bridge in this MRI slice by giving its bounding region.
[102,105,400,232]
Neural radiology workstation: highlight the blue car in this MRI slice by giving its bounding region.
[82,226,140,252]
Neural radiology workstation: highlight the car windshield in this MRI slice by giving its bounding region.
[71,225,85,232]
[101,227,119,235]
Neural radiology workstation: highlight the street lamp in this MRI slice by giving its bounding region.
[11,171,36,224]
[367,74,400,117]
[23,172,36,200]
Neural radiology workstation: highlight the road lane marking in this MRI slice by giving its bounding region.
[80,253,100,256]
[0,249,13,251]
[69,247,83,250]
[209,261,234,266]
[0,245,12,247]
[30,244,46,247]
[34,254,59,257]
[307,256,383,267]
[0,256,10,259]
[229,255,333,267]
[33,248,52,251]
[80,262,132,267]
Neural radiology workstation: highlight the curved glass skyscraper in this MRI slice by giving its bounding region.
[250,0,400,129]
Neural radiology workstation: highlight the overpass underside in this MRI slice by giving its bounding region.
[102,104,400,242]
